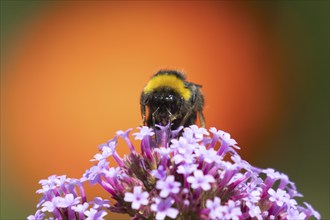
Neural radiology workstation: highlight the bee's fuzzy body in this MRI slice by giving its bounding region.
[140,70,205,130]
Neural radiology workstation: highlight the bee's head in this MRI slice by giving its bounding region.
[147,88,184,126]
[141,70,203,130]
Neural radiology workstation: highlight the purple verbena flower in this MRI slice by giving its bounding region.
[82,159,109,185]
[150,197,179,220]
[156,175,181,197]
[72,202,89,212]
[84,208,107,220]
[27,210,45,220]
[187,170,215,190]
[246,201,263,220]
[188,125,209,141]
[132,126,154,140]
[116,128,135,152]
[222,200,242,220]
[205,197,224,219]
[268,188,289,207]
[124,186,149,209]
[57,194,81,208]
[303,202,321,220]
[90,197,110,210]
[91,144,115,161]
[154,147,173,157]
[41,197,61,212]
[176,163,198,175]
[287,207,307,220]
[151,165,167,180]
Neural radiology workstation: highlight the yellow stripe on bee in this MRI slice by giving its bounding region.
[144,74,191,100]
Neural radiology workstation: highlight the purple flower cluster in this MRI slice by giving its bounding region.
[28,174,109,220]
[29,124,320,220]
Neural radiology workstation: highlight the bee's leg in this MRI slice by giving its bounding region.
[152,107,159,143]
[199,110,205,128]
[140,104,147,126]
[179,109,193,127]
[166,109,176,142]
[152,107,159,128]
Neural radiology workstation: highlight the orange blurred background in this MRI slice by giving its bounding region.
[1,1,328,219]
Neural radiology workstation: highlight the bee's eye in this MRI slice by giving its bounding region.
[154,95,161,101]
[165,95,174,102]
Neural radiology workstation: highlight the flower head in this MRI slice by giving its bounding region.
[30,125,320,220]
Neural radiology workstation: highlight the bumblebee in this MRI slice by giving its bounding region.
[140,70,205,130]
